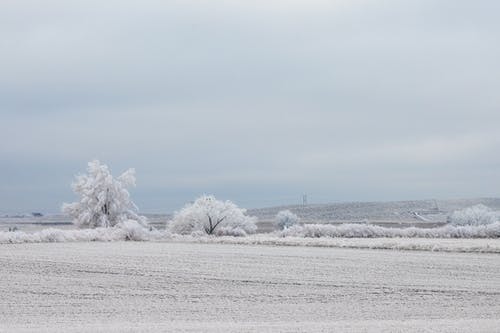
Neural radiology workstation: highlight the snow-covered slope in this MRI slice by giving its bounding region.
[249,198,500,224]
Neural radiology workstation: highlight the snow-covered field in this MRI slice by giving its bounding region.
[1,242,499,332]
[1,198,499,332]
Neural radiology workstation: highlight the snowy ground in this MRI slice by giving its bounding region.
[1,242,499,332]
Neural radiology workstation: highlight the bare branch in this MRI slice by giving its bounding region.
[211,216,226,232]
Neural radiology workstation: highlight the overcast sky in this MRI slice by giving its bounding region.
[1,0,499,213]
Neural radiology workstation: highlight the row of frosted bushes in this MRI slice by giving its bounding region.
[2,220,500,244]
[280,222,500,239]
[0,221,156,244]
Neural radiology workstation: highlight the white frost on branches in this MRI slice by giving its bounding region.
[168,195,257,236]
[274,210,299,230]
[62,160,147,228]
[447,204,498,226]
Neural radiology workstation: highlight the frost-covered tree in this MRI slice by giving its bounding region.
[62,160,147,228]
[274,210,299,230]
[169,195,257,236]
[447,204,498,226]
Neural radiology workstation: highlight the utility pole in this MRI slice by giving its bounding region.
[302,193,308,206]
[433,199,439,212]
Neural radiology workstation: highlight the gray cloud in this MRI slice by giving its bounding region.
[1,0,499,213]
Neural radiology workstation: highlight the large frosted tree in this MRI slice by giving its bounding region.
[62,160,147,228]
[169,195,257,236]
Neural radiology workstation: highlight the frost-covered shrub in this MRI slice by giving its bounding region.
[214,226,248,237]
[447,204,498,226]
[169,195,257,236]
[274,210,299,230]
[62,160,147,228]
[116,220,155,241]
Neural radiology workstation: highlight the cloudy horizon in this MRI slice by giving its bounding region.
[1,0,499,214]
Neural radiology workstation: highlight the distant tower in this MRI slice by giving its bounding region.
[302,193,308,206]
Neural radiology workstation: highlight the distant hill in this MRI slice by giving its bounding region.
[248,198,500,224]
